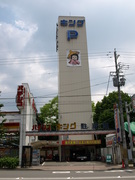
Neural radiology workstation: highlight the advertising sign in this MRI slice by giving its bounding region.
[16,85,25,109]
[60,19,85,27]
[131,94,135,112]
[32,149,40,165]
[114,104,122,142]
[67,50,81,66]
[57,122,76,130]
[62,140,101,145]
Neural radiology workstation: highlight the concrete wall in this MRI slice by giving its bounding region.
[58,16,93,141]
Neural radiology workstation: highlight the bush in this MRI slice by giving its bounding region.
[0,157,19,169]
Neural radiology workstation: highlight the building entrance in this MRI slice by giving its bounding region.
[70,146,90,161]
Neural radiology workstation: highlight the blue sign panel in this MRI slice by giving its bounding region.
[77,20,85,27]
[60,20,68,26]
[69,20,75,27]
[67,30,78,41]
[60,19,85,27]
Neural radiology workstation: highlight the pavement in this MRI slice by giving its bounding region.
[18,161,135,171]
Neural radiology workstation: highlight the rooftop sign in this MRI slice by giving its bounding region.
[60,19,85,27]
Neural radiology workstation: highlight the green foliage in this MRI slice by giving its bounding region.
[0,103,3,109]
[92,101,95,113]
[0,119,6,139]
[38,96,58,140]
[93,91,131,129]
[0,103,6,139]
[0,157,19,169]
[39,96,58,128]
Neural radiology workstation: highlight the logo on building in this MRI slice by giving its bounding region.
[60,19,85,41]
[67,30,78,41]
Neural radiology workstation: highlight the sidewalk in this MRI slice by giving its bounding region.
[20,161,134,171]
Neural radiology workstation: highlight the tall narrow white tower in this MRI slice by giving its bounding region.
[57,16,93,142]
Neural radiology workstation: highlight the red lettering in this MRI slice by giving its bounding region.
[16,85,25,108]
[42,125,47,130]
[34,125,38,130]
[32,99,37,113]
[38,125,41,131]
[32,124,51,131]
[32,125,34,130]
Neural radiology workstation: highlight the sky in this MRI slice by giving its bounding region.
[0,0,135,112]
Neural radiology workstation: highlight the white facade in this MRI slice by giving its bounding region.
[18,83,37,146]
[57,16,93,142]
[17,83,37,165]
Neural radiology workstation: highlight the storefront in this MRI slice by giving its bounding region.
[105,134,121,164]
[61,140,101,161]
[31,140,59,162]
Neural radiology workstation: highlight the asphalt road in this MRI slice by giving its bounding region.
[0,169,135,180]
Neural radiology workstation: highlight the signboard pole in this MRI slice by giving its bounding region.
[19,104,26,166]
[19,109,24,166]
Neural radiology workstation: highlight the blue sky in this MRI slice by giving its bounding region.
[0,0,135,112]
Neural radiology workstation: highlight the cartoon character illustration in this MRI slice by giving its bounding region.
[67,50,80,66]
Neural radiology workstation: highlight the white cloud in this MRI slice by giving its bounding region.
[0,20,38,51]
[0,0,135,111]
[0,74,8,83]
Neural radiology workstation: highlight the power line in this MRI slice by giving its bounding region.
[0,51,116,66]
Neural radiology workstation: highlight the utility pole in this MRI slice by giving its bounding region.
[114,48,128,167]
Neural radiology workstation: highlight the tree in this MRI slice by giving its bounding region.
[38,96,58,140]
[0,103,6,139]
[93,91,131,130]
[92,101,95,113]
[39,96,58,128]
[93,91,131,147]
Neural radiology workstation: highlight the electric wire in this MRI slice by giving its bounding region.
[0,50,135,109]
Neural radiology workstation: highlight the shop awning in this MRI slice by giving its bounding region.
[124,122,135,134]
[31,140,59,148]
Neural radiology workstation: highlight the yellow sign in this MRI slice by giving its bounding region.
[57,122,76,130]
[62,140,101,145]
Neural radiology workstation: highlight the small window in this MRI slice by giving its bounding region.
[81,123,87,129]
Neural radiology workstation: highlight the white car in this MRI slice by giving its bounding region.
[76,155,87,161]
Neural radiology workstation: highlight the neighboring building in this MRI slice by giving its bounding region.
[0,111,20,133]
[0,83,38,166]
[0,111,20,157]
[101,134,122,164]
[57,16,100,161]
[16,83,38,165]
[16,83,37,146]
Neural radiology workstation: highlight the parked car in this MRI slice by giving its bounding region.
[76,155,87,161]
